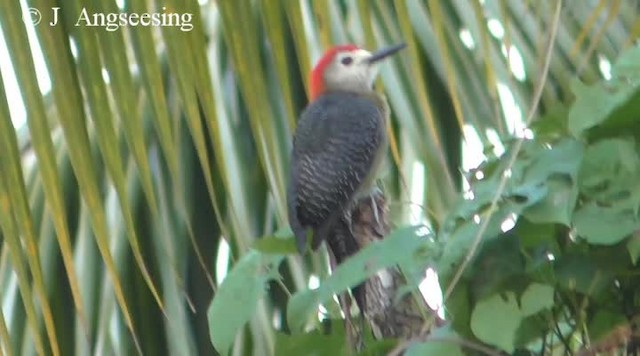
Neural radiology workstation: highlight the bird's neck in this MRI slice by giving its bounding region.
[323,88,383,102]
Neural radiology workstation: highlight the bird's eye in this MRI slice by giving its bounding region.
[341,56,353,66]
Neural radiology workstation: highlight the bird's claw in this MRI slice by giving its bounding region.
[344,208,355,236]
[369,194,385,237]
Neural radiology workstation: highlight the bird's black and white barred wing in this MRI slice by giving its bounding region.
[287,92,385,253]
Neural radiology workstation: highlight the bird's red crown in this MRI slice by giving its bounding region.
[309,44,359,100]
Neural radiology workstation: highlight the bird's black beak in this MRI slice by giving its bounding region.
[366,43,406,64]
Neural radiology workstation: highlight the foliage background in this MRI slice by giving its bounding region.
[0,0,638,355]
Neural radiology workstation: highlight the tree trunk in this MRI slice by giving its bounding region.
[326,191,441,350]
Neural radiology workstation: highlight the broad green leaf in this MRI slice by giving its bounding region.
[515,220,557,249]
[628,233,640,264]
[520,283,554,317]
[286,289,317,333]
[405,325,465,356]
[359,338,398,356]
[405,339,464,355]
[470,292,521,353]
[568,45,640,136]
[612,43,640,80]
[554,254,610,295]
[521,139,584,183]
[208,251,283,354]
[287,226,428,331]
[252,235,297,255]
[588,310,628,344]
[445,282,473,339]
[568,79,640,136]
[438,194,542,281]
[578,138,640,204]
[274,328,348,356]
[573,138,640,243]
[515,313,552,349]
[468,237,524,299]
[523,176,578,225]
[573,202,640,244]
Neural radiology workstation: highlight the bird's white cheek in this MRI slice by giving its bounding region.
[367,66,380,86]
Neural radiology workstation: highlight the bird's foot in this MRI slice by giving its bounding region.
[344,208,355,237]
[369,193,386,237]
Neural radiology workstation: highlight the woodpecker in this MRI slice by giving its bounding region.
[287,43,405,253]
